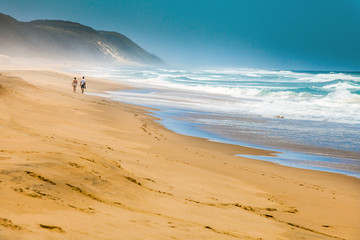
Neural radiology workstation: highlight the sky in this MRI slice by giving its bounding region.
[1,0,360,70]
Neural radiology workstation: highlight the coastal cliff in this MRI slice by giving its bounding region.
[0,13,163,65]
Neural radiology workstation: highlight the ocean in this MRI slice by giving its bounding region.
[77,67,360,178]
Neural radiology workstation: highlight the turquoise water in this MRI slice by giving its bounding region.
[80,67,360,177]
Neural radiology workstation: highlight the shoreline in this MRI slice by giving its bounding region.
[153,106,360,177]
[0,68,359,239]
[89,89,360,179]
[75,66,360,169]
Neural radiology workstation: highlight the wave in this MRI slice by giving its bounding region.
[322,81,360,91]
[75,67,360,124]
[298,73,360,83]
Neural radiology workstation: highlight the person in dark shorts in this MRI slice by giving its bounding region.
[80,76,86,94]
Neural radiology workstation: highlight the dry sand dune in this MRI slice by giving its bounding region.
[0,70,359,240]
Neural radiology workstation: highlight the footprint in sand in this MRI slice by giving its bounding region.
[39,224,65,233]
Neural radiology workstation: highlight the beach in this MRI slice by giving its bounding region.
[0,69,359,240]
[81,67,360,177]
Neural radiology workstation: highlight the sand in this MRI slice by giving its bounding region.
[0,69,359,240]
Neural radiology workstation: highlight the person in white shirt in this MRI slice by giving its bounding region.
[80,76,86,94]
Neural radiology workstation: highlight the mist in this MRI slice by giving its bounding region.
[1,0,360,70]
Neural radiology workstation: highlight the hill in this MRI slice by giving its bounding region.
[0,13,163,65]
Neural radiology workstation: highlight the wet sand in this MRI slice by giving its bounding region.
[0,69,359,240]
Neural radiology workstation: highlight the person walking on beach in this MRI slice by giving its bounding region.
[80,76,86,94]
[72,77,78,93]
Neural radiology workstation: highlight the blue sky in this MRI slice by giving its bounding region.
[1,0,360,70]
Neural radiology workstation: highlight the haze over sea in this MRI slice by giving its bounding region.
[79,67,360,178]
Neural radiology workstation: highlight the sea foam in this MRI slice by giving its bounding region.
[80,67,360,125]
